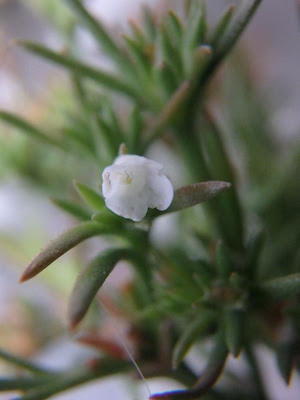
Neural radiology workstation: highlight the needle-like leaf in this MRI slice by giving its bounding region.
[73,180,105,211]
[172,311,216,369]
[19,41,143,103]
[20,222,108,282]
[0,111,62,148]
[68,248,131,329]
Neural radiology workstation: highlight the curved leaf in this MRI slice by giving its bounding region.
[19,41,142,102]
[224,308,244,357]
[68,248,131,329]
[172,310,216,369]
[0,110,61,148]
[73,180,105,211]
[169,181,231,213]
[51,198,91,220]
[260,273,300,299]
[20,222,107,282]
[210,5,235,48]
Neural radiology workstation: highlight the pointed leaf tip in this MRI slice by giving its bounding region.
[68,248,131,328]
[20,222,105,282]
[169,181,231,213]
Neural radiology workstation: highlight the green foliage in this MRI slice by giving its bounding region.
[1,0,300,399]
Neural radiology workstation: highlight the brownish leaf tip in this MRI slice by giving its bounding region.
[19,267,34,283]
[69,317,80,331]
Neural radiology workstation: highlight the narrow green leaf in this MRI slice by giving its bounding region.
[61,126,96,157]
[210,5,235,48]
[276,342,296,385]
[172,311,216,369]
[154,330,228,399]
[95,114,119,155]
[123,35,150,76]
[73,180,105,211]
[154,62,179,98]
[20,222,107,282]
[92,210,124,230]
[260,273,300,299]
[211,0,262,71]
[224,308,244,357]
[0,110,61,148]
[216,241,233,279]
[144,80,193,148]
[127,106,143,153]
[192,0,262,88]
[159,25,183,78]
[100,97,124,139]
[71,74,89,112]
[0,376,51,391]
[129,20,147,47]
[167,181,231,214]
[19,41,142,102]
[0,348,51,375]
[142,6,156,42]
[14,359,129,400]
[68,248,131,328]
[186,0,207,49]
[190,45,212,80]
[67,0,126,65]
[245,231,265,279]
[200,111,244,249]
[183,0,207,75]
[51,198,91,220]
[167,11,183,44]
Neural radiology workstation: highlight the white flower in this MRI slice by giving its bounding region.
[102,155,174,222]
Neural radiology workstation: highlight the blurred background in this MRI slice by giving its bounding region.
[0,0,300,399]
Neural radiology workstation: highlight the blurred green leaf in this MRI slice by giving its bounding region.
[0,111,62,148]
[245,231,265,279]
[126,106,143,153]
[215,0,261,63]
[155,329,228,399]
[167,11,183,44]
[200,111,244,249]
[210,5,235,48]
[19,41,143,103]
[142,6,156,42]
[260,273,300,299]
[123,35,151,78]
[20,222,108,282]
[0,348,51,375]
[183,0,207,75]
[51,197,91,220]
[276,342,296,385]
[172,310,216,369]
[166,181,231,214]
[12,359,130,400]
[224,308,244,357]
[159,25,183,79]
[67,0,129,67]
[154,62,179,97]
[73,180,105,211]
[0,376,51,391]
[68,247,131,328]
[216,241,233,279]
